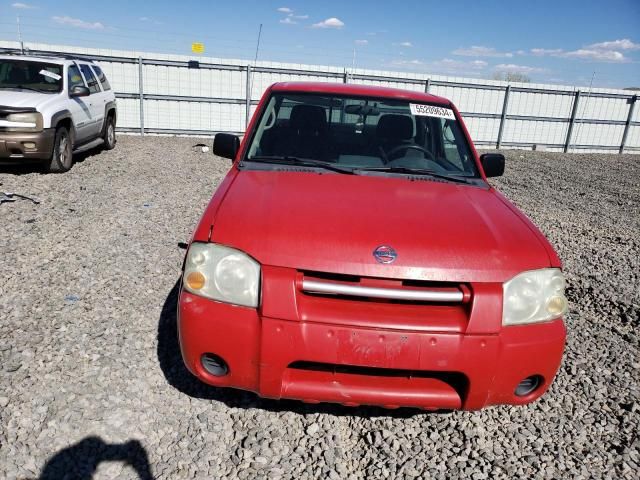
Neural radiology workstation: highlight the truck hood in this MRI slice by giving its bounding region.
[0,90,61,111]
[211,170,551,283]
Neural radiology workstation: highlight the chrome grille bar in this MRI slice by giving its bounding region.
[302,279,464,303]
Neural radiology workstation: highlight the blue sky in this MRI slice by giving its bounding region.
[1,0,639,88]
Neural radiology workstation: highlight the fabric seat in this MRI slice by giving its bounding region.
[7,67,28,84]
[283,105,330,160]
[376,114,414,158]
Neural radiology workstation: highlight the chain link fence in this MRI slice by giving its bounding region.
[2,41,638,153]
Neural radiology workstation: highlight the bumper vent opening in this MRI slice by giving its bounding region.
[201,353,229,377]
[515,375,543,397]
[285,361,469,409]
[288,361,468,395]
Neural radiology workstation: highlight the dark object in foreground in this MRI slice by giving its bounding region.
[0,191,40,204]
[39,436,153,480]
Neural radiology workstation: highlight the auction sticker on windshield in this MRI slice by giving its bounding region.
[410,104,456,120]
[39,69,62,81]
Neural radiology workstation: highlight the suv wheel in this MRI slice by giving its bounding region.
[103,116,116,150]
[45,126,73,173]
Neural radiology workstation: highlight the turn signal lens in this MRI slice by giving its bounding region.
[186,271,206,290]
[546,295,568,316]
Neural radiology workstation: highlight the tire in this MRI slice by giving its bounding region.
[45,126,73,173]
[103,115,116,150]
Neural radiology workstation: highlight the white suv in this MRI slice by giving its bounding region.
[0,54,117,173]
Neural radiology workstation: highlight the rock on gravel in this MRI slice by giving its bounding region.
[0,137,638,479]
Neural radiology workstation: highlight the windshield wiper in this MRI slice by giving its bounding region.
[0,85,45,93]
[356,166,473,184]
[245,156,355,175]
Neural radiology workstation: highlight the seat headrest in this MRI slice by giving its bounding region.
[376,114,413,140]
[8,68,28,84]
[290,105,328,132]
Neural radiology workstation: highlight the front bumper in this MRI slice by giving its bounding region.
[0,129,55,162]
[178,289,566,410]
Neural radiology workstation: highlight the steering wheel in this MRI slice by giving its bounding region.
[386,143,435,161]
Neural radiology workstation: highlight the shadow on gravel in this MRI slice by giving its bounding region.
[38,436,153,480]
[158,279,434,418]
[0,147,105,175]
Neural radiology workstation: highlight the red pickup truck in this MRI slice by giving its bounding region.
[178,82,567,410]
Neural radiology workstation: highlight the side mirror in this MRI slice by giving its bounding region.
[213,133,240,160]
[480,153,505,178]
[70,85,90,98]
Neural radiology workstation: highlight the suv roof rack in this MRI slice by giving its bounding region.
[0,48,95,63]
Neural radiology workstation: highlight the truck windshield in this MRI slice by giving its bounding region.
[245,92,479,177]
[0,59,63,93]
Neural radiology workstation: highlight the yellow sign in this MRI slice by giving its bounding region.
[191,42,205,54]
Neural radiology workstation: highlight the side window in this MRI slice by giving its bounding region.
[441,119,468,171]
[67,65,85,91]
[79,64,100,94]
[91,65,111,91]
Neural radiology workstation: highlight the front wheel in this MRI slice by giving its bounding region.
[103,115,116,150]
[45,126,73,173]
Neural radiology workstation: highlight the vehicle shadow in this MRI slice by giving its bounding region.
[38,436,153,480]
[0,146,105,175]
[157,278,434,418]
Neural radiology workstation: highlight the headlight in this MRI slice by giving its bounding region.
[3,112,44,132]
[503,268,568,326]
[183,242,260,307]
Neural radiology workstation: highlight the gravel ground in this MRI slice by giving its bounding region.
[0,136,638,479]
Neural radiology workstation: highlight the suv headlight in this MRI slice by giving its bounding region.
[503,268,568,326]
[4,112,44,132]
[183,242,260,307]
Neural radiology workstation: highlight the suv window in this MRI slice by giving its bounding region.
[79,64,100,94]
[67,65,85,91]
[91,65,111,91]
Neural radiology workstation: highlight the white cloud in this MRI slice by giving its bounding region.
[494,63,546,74]
[529,38,639,63]
[471,60,489,68]
[11,2,36,8]
[52,15,104,30]
[393,41,413,48]
[564,49,625,62]
[277,7,292,13]
[139,16,163,25]
[531,48,563,56]
[530,44,630,63]
[311,17,344,29]
[280,17,297,25]
[391,58,488,74]
[452,45,513,58]
[433,58,488,72]
[391,59,424,68]
[355,39,368,45]
[587,39,640,51]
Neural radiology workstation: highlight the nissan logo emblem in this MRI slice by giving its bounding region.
[373,245,397,264]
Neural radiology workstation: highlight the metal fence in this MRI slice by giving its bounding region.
[1,41,639,153]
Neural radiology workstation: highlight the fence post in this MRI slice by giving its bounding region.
[343,69,349,84]
[564,90,581,153]
[245,65,252,131]
[425,78,431,93]
[138,56,144,136]
[619,95,637,154]
[496,85,511,149]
